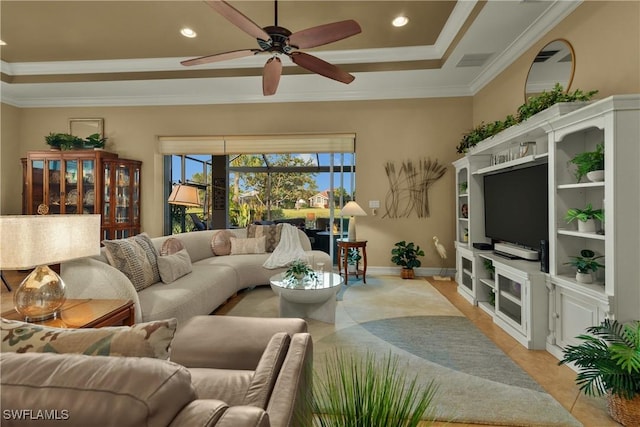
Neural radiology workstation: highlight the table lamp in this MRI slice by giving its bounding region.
[340,201,367,241]
[0,215,101,321]
[168,184,201,207]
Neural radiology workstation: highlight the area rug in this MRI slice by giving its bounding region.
[224,275,580,426]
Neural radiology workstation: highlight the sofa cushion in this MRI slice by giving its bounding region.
[160,237,185,255]
[102,233,161,291]
[0,352,196,427]
[247,224,283,252]
[158,249,193,283]
[188,367,254,406]
[0,318,177,359]
[210,230,236,256]
[230,236,266,255]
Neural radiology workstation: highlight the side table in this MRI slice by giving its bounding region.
[1,298,135,328]
[337,239,367,285]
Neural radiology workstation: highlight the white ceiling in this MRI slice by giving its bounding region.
[0,0,581,107]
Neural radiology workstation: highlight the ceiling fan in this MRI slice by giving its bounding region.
[181,0,362,96]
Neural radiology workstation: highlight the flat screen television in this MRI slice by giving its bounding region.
[483,163,548,252]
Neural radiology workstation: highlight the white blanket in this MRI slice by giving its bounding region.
[263,223,309,269]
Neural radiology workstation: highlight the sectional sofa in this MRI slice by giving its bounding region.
[61,227,332,326]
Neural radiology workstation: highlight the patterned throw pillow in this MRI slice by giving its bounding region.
[210,230,236,256]
[157,249,192,283]
[0,318,177,360]
[247,224,283,252]
[103,233,161,291]
[230,236,266,255]
[160,237,185,256]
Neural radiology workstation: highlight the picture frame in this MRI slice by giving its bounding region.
[69,118,104,139]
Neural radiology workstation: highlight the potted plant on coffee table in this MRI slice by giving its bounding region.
[391,240,425,279]
[564,249,604,284]
[565,203,604,233]
[569,143,604,183]
[559,319,640,426]
[285,259,316,283]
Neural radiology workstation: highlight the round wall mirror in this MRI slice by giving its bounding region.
[524,39,575,101]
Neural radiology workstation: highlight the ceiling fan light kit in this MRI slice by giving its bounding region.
[182,0,361,96]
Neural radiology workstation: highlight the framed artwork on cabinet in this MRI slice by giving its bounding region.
[69,118,104,139]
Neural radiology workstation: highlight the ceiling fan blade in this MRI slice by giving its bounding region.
[263,56,282,96]
[181,49,259,66]
[290,52,355,84]
[205,0,270,42]
[289,20,361,49]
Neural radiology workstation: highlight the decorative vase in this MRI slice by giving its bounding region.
[401,268,414,279]
[586,170,605,182]
[606,392,640,426]
[578,218,596,233]
[575,272,593,284]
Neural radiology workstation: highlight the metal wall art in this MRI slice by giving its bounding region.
[384,158,447,218]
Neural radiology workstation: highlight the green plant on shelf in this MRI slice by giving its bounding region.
[45,132,83,150]
[564,249,604,274]
[568,143,604,182]
[459,181,468,193]
[83,133,108,149]
[565,203,604,224]
[483,259,495,279]
[347,248,361,265]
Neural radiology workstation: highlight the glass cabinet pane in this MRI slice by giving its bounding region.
[132,166,140,222]
[103,163,112,224]
[64,159,78,213]
[31,160,45,213]
[116,165,130,223]
[48,160,62,214]
[496,274,523,326]
[82,160,96,213]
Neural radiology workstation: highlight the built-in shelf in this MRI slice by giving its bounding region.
[557,229,606,240]
[459,193,468,197]
[458,217,469,222]
[473,153,549,176]
[552,274,607,300]
[479,278,495,289]
[557,182,605,190]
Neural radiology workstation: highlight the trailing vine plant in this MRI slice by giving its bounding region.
[456,84,598,154]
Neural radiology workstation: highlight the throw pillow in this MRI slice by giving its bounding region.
[102,233,161,291]
[157,249,193,283]
[230,236,266,255]
[0,318,177,360]
[247,223,283,252]
[160,237,185,256]
[210,230,236,256]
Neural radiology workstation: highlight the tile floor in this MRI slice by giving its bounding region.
[428,278,619,427]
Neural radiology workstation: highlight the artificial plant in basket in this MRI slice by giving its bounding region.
[559,319,640,426]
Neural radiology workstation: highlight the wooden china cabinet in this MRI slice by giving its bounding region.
[22,150,142,240]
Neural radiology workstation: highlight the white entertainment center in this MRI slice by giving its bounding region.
[453,95,640,358]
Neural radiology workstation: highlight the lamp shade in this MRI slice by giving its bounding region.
[340,201,367,217]
[0,214,101,322]
[168,184,201,207]
[0,214,101,269]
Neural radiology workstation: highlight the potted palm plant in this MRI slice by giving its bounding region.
[569,143,604,182]
[391,240,425,279]
[346,248,361,273]
[559,319,640,426]
[564,249,604,284]
[565,203,604,233]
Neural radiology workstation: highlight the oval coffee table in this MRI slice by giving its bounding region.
[270,272,343,323]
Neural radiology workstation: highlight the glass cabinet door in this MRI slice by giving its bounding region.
[116,165,130,224]
[30,160,45,213]
[495,272,525,333]
[64,159,79,213]
[103,162,112,225]
[132,165,140,223]
[48,160,62,214]
[82,159,96,213]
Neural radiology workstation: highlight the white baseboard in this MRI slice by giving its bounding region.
[363,266,456,278]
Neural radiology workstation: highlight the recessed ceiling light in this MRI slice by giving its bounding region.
[180,28,197,38]
[392,16,409,27]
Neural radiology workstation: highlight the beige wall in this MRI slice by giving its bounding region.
[0,98,471,268]
[0,103,23,214]
[473,1,640,124]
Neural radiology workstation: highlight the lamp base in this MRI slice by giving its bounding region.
[347,216,357,241]
[14,265,66,322]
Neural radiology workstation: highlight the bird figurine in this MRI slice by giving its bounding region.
[433,236,451,281]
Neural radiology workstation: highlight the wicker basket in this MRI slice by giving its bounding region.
[606,393,640,426]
